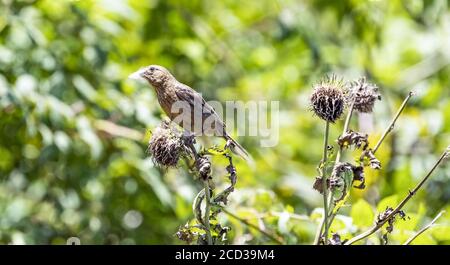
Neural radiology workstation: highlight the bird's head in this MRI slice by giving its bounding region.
[128,65,173,87]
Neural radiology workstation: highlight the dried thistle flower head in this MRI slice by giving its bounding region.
[147,120,189,167]
[350,77,381,113]
[310,75,346,123]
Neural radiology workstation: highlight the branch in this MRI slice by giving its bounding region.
[220,207,285,245]
[372,91,414,154]
[345,147,449,245]
[403,210,445,245]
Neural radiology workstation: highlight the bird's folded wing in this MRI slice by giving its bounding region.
[174,84,218,119]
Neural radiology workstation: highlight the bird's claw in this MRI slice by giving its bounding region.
[182,131,196,145]
[224,139,234,151]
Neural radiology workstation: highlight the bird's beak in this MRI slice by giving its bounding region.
[128,68,146,82]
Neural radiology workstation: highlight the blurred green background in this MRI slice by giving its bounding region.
[0,0,449,245]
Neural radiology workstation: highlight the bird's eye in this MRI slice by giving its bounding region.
[149,67,155,71]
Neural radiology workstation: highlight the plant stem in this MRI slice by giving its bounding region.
[336,101,355,162]
[220,207,284,245]
[345,147,448,245]
[327,93,412,236]
[203,180,212,245]
[313,121,330,244]
[403,210,445,245]
[372,91,413,154]
[316,102,355,243]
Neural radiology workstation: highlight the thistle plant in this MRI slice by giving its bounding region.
[310,75,346,243]
[310,75,448,245]
[147,120,239,245]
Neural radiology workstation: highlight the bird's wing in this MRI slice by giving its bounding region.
[174,83,221,122]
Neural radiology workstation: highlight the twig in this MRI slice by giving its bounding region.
[203,180,212,245]
[372,91,414,154]
[313,121,330,244]
[220,208,285,245]
[404,210,445,245]
[345,147,448,245]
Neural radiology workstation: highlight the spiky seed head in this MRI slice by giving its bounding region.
[310,75,346,123]
[147,120,188,167]
[350,77,381,113]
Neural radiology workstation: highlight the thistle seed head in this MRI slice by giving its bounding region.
[310,75,346,123]
[147,120,189,167]
[350,77,381,113]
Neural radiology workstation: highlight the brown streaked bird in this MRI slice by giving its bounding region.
[129,65,251,161]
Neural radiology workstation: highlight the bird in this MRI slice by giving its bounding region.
[129,65,251,162]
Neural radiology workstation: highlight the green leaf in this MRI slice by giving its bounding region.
[351,199,375,228]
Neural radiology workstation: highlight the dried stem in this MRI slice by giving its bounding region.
[313,121,330,244]
[203,180,212,245]
[315,102,355,244]
[404,210,445,245]
[372,91,413,154]
[220,207,285,245]
[182,133,214,244]
[336,101,355,162]
[345,148,448,245]
[326,93,413,238]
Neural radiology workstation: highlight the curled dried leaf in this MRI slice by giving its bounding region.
[337,130,369,150]
[176,224,195,244]
[213,153,238,206]
[329,233,343,245]
[352,165,365,189]
[329,162,354,202]
[313,176,326,194]
[360,149,382,169]
[377,207,409,244]
[196,156,211,181]
[376,207,394,225]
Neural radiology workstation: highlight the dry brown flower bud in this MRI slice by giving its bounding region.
[349,77,381,113]
[310,75,346,123]
[147,120,189,167]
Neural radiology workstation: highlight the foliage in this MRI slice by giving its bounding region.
[0,0,449,244]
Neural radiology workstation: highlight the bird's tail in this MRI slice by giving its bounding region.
[224,134,254,166]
